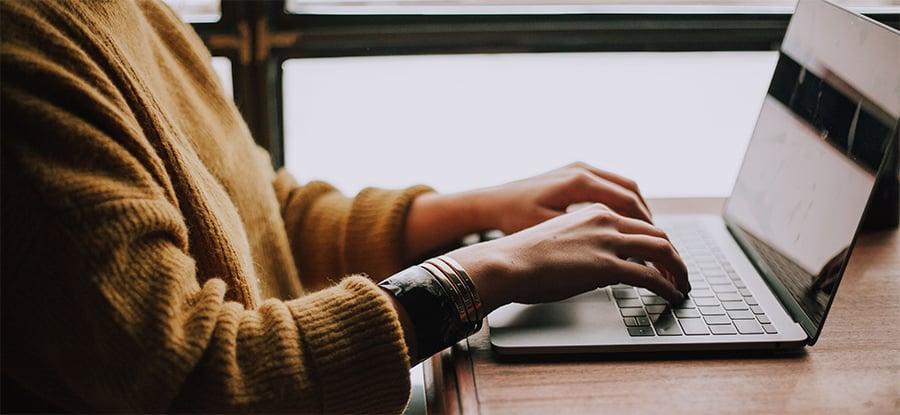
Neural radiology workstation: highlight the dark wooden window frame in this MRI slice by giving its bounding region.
[189,1,898,168]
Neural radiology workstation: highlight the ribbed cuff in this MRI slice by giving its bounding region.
[345,185,434,280]
[288,276,411,414]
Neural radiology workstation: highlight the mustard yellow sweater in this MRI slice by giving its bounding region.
[0,1,432,412]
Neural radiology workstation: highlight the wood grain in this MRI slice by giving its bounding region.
[426,198,900,415]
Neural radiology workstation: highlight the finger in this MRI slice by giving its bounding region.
[606,214,670,241]
[606,215,684,273]
[569,162,650,216]
[615,234,690,295]
[570,174,653,223]
[613,258,685,304]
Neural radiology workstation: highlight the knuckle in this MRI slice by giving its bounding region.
[656,238,676,254]
[568,161,588,170]
[625,193,643,213]
[624,178,640,192]
[589,208,619,226]
[601,232,627,247]
[568,170,594,188]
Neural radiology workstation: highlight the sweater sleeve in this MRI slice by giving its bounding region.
[274,172,433,290]
[0,2,411,412]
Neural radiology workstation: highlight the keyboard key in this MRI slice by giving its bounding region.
[679,318,710,335]
[734,319,764,334]
[739,288,754,296]
[704,270,727,279]
[620,308,647,317]
[674,299,696,309]
[750,305,765,315]
[642,296,668,305]
[733,280,747,288]
[616,298,643,308]
[745,296,759,305]
[634,316,651,326]
[653,314,683,336]
[699,306,726,315]
[717,293,743,302]
[693,297,720,307]
[727,310,755,320]
[646,305,668,314]
[710,324,737,335]
[757,315,771,324]
[689,281,710,290]
[708,277,731,285]
[704,315,732,325]
[695,255,716,263]
[674,308,701,318]
[689,289,715,298]
[722,301,749,311]
[761,323,778,334]
[613,288,638,299]
[637,288,657,297]
[627,327,655,337]
[712,284,737,293]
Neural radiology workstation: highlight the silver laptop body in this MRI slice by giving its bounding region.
[489,0,900,355]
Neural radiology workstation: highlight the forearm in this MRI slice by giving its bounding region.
[403,190,494,262]
[275,170,434,283]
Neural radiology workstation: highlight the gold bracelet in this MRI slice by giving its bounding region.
[379,265,475,364]
[437,255,483,333]
[425,258,476,325]
[420,261,481,337]
[420,262,468,322]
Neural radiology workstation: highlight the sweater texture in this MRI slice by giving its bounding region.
[0,0,432,412]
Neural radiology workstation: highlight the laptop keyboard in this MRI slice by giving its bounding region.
[614,222,778,337]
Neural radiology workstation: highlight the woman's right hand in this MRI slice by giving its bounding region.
[447,203,690,315]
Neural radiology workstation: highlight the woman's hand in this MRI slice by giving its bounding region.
[404,162,654,262]
[470,162,653,235]
[395,164,688,363]
[447,203,690,314]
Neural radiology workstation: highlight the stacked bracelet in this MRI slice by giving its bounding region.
[425,256,483,334]
[378,256,483,361]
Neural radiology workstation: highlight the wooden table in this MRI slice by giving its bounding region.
[423,198,900,415]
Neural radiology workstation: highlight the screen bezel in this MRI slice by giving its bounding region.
[721,0,900,345]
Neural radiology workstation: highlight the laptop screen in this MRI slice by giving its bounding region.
[722,0,899,344]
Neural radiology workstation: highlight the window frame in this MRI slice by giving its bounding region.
[189,1,899,168]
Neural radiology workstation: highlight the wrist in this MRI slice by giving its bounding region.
[405,190,500,262]
[445,242,519,315]
[378,261,484,364]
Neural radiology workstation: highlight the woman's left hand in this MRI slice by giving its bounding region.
[404,162,653,262]
[469,161,652,235]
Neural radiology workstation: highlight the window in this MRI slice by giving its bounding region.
[285,0,900,14]
[163,0,220,23]
[282,51,778,197]
[181,0,899,195]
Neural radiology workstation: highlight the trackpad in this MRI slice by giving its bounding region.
[488,288,622,340]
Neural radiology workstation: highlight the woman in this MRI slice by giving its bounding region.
[0,0,688,412]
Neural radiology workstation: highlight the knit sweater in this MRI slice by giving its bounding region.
[0,0,433,412]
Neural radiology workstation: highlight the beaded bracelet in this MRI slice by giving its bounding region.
[378,258,483,362]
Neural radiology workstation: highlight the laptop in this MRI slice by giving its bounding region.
[488,0,900,355]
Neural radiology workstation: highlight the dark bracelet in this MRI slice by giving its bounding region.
[379,265,478,363]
